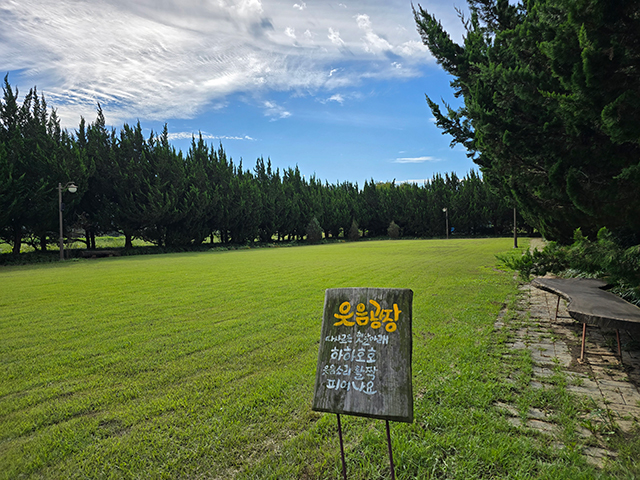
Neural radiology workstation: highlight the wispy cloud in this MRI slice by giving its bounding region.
[1,0,440,127]
[284,27,297,40]
[398,178,430,184]
[263,100,292,120]
[167,132,256,141]
[356,14,392,53]
[328,27,346,47]
[394,156,443,164]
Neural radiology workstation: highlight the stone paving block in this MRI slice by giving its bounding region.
[606,371,629,383]
[590,365,616,378]
[494,401,519,417]
[531,350,557,365]
[610,404,640,419]
[617,419,637,432]
[507,417,523,427]
[583,447,617,468]
[529,341,551,351]
[555,353,573,367]
[530,380,549,390]
[533,366,555,378]
[567,385,601,397]
[526,418,555,433]
[620,391,640,406]
[600,390,625,405]
[527,407,549,420]
[574,425,593,439]
[598,379,640,400]
[567,375,598,389]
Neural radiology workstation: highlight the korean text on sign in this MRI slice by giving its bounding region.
[333,300,401,332]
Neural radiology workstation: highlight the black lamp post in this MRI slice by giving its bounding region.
[443,207,449,239]
[58,182,77,261]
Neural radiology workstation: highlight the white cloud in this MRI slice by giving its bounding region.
[167,132,256,141]
[0,0,447,127]
[394,156,440,163]
[395,40,429,57]
[398,178,430,185]
[327,94,344,104]
[328,27,345,47]
[263,100,291,120]
[356,14,392,53]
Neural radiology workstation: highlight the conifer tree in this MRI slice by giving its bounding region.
[414,0,640,242]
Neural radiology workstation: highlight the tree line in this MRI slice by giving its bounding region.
[0,77,523,255]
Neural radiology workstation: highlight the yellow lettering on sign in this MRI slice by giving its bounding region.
[355,303,368,325]
[334,301,401,331]
[333,301,355,326]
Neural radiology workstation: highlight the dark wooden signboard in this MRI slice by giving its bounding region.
[312,288,413,423]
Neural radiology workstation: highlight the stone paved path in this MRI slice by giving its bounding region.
[495,281,640,467]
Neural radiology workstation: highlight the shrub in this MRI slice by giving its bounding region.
[500,228,640,304]
[348,220,360,241]
[387,221,400,239]
[306,217,323,244]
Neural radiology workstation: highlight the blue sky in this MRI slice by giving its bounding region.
[1,0,476,185]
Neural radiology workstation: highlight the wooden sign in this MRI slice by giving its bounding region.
[312,288,413,423]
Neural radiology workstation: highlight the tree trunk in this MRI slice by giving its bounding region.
[87,230,96,250]
[125,233,133,249]
[40,235,47,252]
[12,228,21,255]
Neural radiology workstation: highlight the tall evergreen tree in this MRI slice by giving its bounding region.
[414,0,640,243]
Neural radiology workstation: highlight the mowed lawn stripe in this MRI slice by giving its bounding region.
[1,238,539,479]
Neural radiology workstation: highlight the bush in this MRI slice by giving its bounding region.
[305,217,323,244]
[348,220,360,241]
[387,221,400,239]
[500,228,640,304]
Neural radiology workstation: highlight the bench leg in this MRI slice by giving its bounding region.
[580,323,587,363]
[554,295,560,321]
[616,329,622,363]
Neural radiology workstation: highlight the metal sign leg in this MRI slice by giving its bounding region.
[337,414,347,480]
[386,420,395,480]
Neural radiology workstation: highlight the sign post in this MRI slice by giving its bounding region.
[312,287,413,478]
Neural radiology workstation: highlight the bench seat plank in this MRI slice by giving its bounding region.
[531,277,640,334]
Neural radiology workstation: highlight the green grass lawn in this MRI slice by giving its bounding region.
[0,238,632,479]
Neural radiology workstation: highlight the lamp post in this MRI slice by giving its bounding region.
[513,206,518,248]
[58,182,78,261]
[443,207,449,239]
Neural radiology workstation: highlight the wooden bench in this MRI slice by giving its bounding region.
[531,277,640,363]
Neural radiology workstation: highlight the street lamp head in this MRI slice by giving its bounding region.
[442,207,447,212]
[67,183,78,194]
